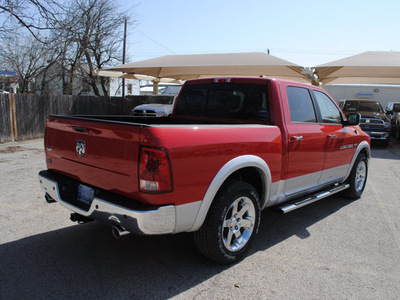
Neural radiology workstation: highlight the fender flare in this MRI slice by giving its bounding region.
[190,155,272,232]
[342,140,371,182]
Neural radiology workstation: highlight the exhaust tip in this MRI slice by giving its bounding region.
[112,225,129,238]
[45,193,56,203]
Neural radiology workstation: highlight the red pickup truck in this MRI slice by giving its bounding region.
[38,77,370,264]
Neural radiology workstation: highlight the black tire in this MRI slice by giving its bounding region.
[194,180,261,264]
[343,153,368,199]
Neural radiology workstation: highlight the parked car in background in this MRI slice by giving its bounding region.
[132,95,176,117]
[392,111,400,140]
[385,102,400,135]
[339,99,391,147]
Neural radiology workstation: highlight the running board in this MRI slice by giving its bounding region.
[275,183,350,214]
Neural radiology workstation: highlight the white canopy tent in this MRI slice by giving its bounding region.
[95,52,309,94]
[314,51,400,85]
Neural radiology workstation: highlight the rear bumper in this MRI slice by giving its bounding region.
[38,170,176,235]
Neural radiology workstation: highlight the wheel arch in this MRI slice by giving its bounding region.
[190,155,272,232]
[342,140,371,183]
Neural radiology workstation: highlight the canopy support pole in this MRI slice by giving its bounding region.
[153,78,160,95]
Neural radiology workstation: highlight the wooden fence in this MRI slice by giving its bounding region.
[0,94,174,143]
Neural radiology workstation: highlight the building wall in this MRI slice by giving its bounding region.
[324,84,400,108]
[109,78,140,96]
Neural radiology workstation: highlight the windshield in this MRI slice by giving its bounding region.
[342,100,384,113]
[146,97,174,105]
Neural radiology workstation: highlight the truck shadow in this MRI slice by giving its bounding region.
[370,138,400,160]
[1,196,354,299]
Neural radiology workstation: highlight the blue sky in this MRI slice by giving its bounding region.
[124,0,400,67]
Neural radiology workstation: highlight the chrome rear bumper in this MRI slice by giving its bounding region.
[38,171,176,235]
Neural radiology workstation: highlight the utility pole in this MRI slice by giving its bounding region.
[122,18,127,97]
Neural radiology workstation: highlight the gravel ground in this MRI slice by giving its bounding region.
[1,138,399,300]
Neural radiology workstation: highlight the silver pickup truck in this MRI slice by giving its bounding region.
[132,95,176,117]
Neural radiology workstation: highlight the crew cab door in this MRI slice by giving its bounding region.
[311,90,356,184]
[284,86,326,195]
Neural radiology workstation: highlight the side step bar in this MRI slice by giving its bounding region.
[275,183,350,214]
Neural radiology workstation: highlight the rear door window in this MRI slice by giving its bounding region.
[286,86,317,123]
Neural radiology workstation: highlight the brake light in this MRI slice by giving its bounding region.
[213,78,232,83]
[139,146,173,193]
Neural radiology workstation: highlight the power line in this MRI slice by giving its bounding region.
[134,28,176,55]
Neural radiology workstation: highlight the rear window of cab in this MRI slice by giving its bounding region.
[175,83,270,122]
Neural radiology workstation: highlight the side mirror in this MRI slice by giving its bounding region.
[386,110,393,115]
[344,113,360,126]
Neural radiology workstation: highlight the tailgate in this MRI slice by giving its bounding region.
[45,116,142,199]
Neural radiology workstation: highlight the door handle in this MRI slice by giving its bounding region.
[290,135,303,142]
[327,134,336,139]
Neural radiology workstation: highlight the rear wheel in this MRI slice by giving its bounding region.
[194,180,261,264]
[343,153,368,199]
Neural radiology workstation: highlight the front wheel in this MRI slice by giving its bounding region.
[194,180,261,264]
[343,153,368,199]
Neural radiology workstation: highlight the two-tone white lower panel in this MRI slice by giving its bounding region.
[38,170,201,235]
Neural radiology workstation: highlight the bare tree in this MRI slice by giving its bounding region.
[0,0,63,41]
[0,0,134,96]
[65,0,132,96]
[0,35,58,93]
[37,0,133,96]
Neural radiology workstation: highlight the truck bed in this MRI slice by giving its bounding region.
[44,114,281,207]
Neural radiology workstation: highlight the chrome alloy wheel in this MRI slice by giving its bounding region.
[355,160,367,193]
[222,196,256,252]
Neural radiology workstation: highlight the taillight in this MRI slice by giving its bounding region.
[139,146,173,193]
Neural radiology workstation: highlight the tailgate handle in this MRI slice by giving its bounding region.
[71,126,87,133]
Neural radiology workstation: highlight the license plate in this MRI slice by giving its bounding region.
[77,184,95,205]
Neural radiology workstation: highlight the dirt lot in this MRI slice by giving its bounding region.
[1,138,400,299]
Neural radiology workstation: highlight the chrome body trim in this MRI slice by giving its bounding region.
[175,201,202,232]
[267,181,284,206]
[38,172,177,235]
[284,171,322,196]
[268,174,347,207]
[284,165,348,198]
[318,164,348,186]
